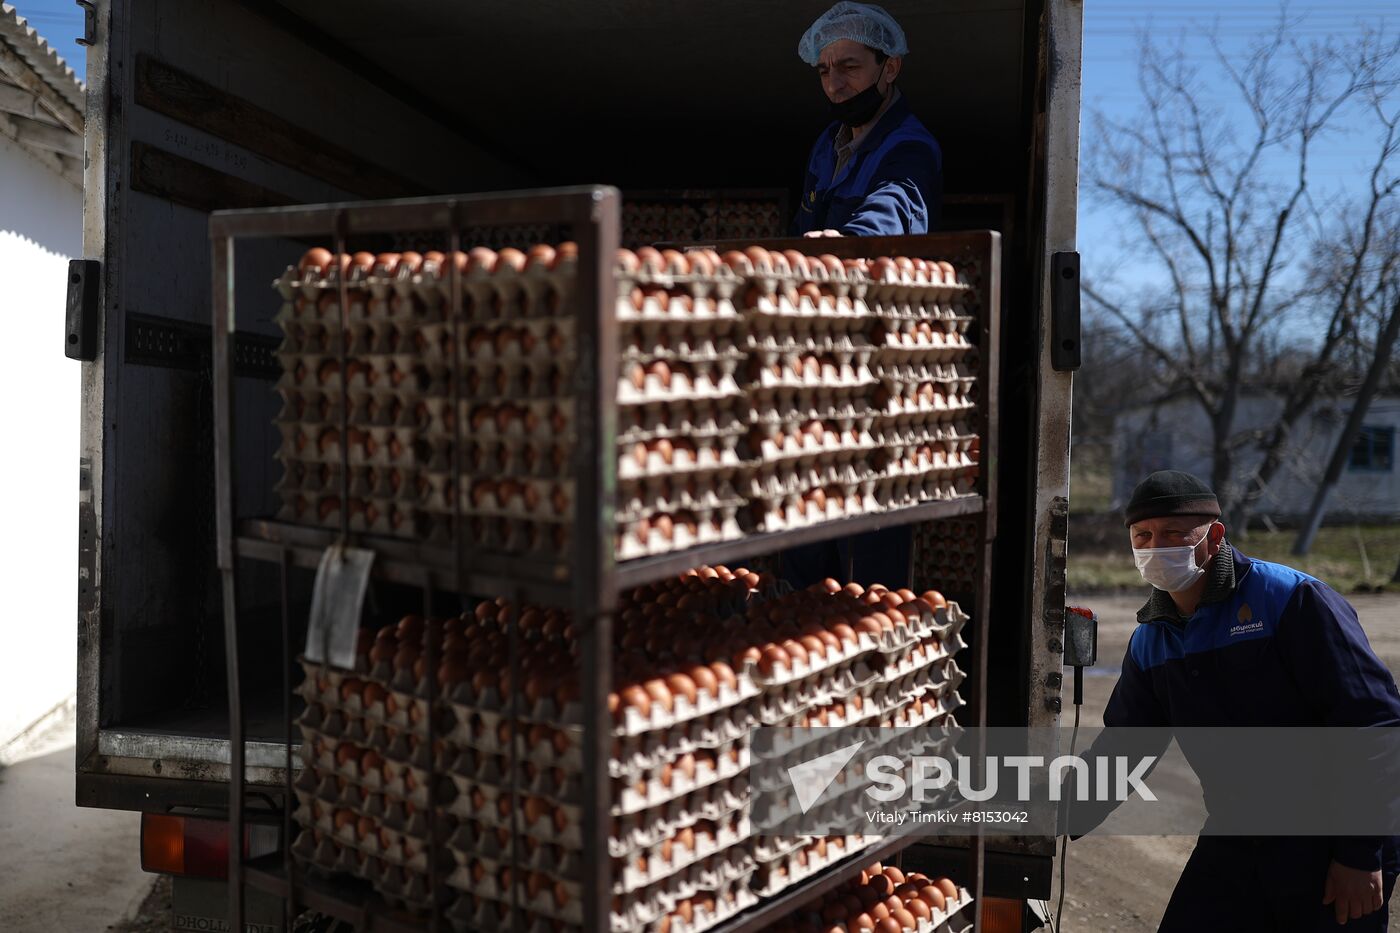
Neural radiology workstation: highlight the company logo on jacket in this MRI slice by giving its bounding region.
[1228,604,1264,637]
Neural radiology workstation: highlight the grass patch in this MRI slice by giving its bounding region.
[1069,524,1400,594]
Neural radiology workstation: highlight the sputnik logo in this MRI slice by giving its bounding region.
[788,741,865,814]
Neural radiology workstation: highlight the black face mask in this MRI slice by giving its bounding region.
[829,73,887,127]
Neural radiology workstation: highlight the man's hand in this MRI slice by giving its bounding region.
[803,229,844,238]
[1322,860,1384,924]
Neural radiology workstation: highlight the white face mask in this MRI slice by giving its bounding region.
[1132,543,1206,592]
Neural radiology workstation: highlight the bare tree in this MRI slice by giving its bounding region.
[1082,13,1399,518]
[1293,200,1400,554]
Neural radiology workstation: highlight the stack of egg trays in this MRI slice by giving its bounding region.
[740,254,883,534]
[438,647,764,933]
[273,256,424,538]
[289,655,457,912]
[913,519,983,593]
[866,261,980,508]
[741,600,969,871]
[410,250,580,556]
[615,256,748,560]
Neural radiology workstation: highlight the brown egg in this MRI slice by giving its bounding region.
[666,673,698,706]
[892,909,916,930]
[831,621,858,646]
[868,874,894,898]
[757,644,790,676]
[496,248,526,273]
[798,634,827,661]
[710,661,737,691]
[621,684,651,713]
[935,877,958,902]
[907,899,932,922]
[298,247,333,276]
[920,590,948,610]
[850,913,876,931]
[877,918,901,933]
[918,885,945,911]
[643,678,674,713]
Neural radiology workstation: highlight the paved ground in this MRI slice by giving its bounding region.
[1056,590,1400,933]
[0,716,152,932]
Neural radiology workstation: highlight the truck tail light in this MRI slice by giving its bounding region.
[979,897,1026,933]
[140,813,279,878]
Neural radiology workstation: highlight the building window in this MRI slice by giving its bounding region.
[1349,425,1395,472]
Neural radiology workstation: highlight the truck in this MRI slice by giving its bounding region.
[72,1,1083,930]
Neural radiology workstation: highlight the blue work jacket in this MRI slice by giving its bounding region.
[1105,548,1400,873]
[793,93,943,236]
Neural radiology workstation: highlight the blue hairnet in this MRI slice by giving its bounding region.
[798,2,909,66]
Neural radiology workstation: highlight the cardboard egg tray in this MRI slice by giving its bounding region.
[745,354,877,391]
[747,426,880,468]
[748,458,879,502]
[646,879,760,933]
[276,421,416,468]
[294,759,437,815]
[750,836,879,898]
[294,800,450,880]
[611,742,750,816]
[880,426,977,461]
[616,509,744,561]
[417,316,576,366]
[617,434,745,482]
[617,400,747,445]
[291,830,447,911]
[441,772,750,852]
[873,361,976,396]
[616,358,744,405]
[615,290,743,326]
[277,462,417,501]
[616,481,746,526]
[453,359,573,401]
[460,437,574,481]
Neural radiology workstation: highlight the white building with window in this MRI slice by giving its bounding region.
[0,5,84,758]
[1111,392,1400,523]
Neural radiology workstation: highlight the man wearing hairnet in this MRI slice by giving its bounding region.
[794,2,942,238]
[783,2,939,588]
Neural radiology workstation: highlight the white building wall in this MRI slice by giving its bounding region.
[0,133,83,752]
[1112,394,1400,521]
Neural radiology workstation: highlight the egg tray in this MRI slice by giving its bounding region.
[746,429,880,468]
[276,318,417,357]
[444,862,585,925]
[649,882,761,933]
[873,312,975,340]
[616,510,745,563]
[615,293,743,327]
[297,723,451,799]
[617,267,747,301]
[875,631,968,686]
[751,715,962,796]
[294,758,441,816]
[880,426,977,459]
[443,809,751,902]
[606,707,757,779]
[745,358,877,392]
[275,260,577,318]
[750,836,882,899]
[291,831,448,912]
[741,287,872,324]
[295,804,454,876]
[442,659,758,740]
[871,392,978,425]
[873,361,976,394]
[293,788,453,855]
[616,481,746,525]
[618,405,747,446]
[617,435,746,482]
[277,458,418,500]
[276,353,420,395]
[872,477,976,512]
[616,361,744,406]
[277,421,417,468]
[749,457,881,497]
[424,315,576,362]
[881,450,977,481]
[298,676,447,742]
[862,276,973,308]
[441,772,751,853]
[610,743,750,817]
[443,896,580,933]
[277,386,426,430]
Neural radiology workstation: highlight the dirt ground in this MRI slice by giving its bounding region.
[1056,591,1400,933]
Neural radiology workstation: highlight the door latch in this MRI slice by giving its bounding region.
[65,259,100,361]
[1050,251,1081,371]
[75,1,98,47]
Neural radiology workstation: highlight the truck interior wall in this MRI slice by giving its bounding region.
[88,0,1048,763]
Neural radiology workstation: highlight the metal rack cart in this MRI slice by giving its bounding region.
[211,186,1000,932]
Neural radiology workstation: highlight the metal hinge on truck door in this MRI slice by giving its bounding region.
[65,259,100,361]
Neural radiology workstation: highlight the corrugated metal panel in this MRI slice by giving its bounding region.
[0,3,84,113]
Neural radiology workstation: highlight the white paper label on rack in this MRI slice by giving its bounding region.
[305,544,376,669]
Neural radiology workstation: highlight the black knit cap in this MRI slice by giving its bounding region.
[1123,470,1221,527]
